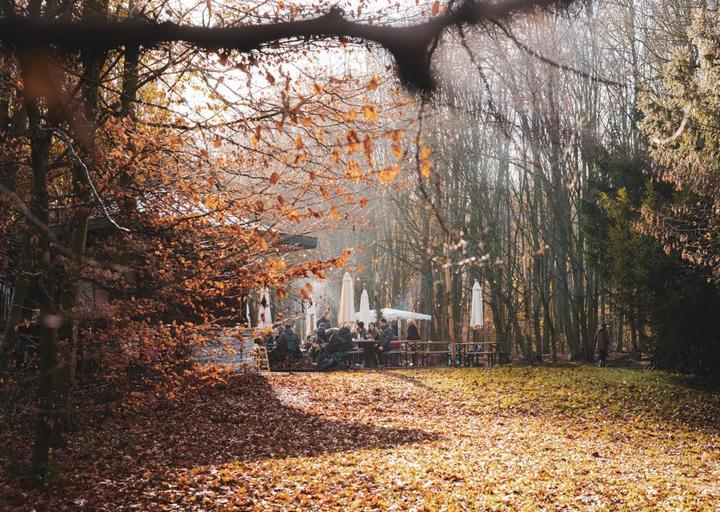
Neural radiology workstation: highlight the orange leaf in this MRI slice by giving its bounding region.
[362,106,378,122]
[363,135,373,166]
[213,135,222,148]
[421,160,432,179]
[360,197,368,208]
[331,149,341,164]
[379,165,401,185]
[345,160,362,180]
[431,0,440,15]
[269,172,280,185]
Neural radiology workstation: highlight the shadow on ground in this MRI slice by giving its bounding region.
[2,373,436,509]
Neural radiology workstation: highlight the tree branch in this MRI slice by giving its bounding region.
[0,0,569,92]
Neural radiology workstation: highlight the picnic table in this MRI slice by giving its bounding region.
[384,339,508,367]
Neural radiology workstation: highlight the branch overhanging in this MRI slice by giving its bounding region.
[0,0,571,92]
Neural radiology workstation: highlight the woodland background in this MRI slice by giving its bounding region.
[0,0,719,496]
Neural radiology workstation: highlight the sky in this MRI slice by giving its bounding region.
[150,0,437,119]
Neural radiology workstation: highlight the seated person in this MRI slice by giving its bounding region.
[265,334,274,352]
[280,324,302,360]
[356,322,378,367]
[377,319,397,365]
[328,324,354,353]
[354,321,367,340]
[367,322,380,341]
[268,326,286,367]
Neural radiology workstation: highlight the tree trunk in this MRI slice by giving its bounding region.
[26,104,57,485]
[444,243,456,364]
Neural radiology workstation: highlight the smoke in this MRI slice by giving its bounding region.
[300,277,341,314]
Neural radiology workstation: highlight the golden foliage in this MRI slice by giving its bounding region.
[8,367,719,510]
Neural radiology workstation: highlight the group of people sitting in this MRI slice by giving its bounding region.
[258,324,302,368]
[256,308,422,369]
[314,309,421,368]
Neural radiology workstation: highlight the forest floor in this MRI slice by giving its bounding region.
[3,365,720,511]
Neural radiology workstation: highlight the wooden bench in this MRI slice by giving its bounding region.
[386,341,451,367]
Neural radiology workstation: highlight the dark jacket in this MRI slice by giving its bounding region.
[265,333,276,351]
[273,334,285,354]
[329,326,353,353]
[280,327,301,354]
[317,317,331,330]
[595,327,610,351]
[379,325,397,348]
[406,323,420,341]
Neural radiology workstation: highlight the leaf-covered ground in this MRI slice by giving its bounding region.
[4,366,720,510]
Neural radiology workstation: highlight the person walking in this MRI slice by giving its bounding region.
[595,321,611,367]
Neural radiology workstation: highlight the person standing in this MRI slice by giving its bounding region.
[406,319,421,366]
[595,321,611,367]
[317,309,332,330]
[406,319,420,341]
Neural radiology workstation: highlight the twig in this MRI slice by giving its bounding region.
[41,126,131,233]
[489,21,626,88]
[0,181,133,276]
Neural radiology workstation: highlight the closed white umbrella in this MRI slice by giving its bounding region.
[264,288,273,326]
[258,287,272,329]
[338,272,355,325]
[304,297,317,337]
[470,280,484,328]
[358,289,372,326]
[257,303,267,329]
